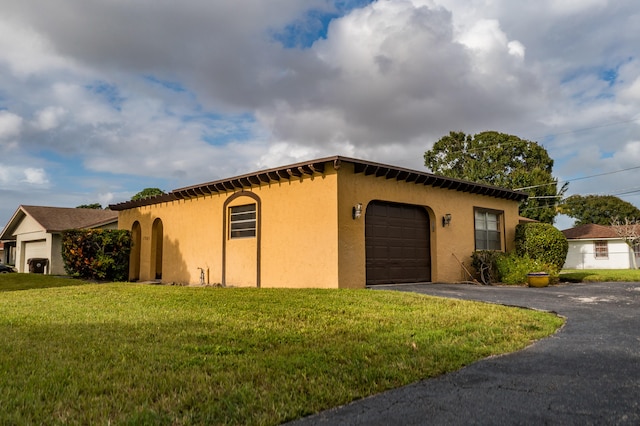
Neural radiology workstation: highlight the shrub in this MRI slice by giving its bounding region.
[495,252,559,285]
[471,251,503,285]
[62,229,131,281]
[515,223,568,269]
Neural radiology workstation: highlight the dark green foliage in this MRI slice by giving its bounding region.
[515,223,568,269]
[131,187,165,201]
[424,131,565,223]
[76,203,103,209]
[61,229,131,281]
[472,223,567,285]
[560,194,640,226]
[472,250,560,285]
[471,251,502,285]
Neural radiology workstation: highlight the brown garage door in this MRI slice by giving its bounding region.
[365,201,431,285]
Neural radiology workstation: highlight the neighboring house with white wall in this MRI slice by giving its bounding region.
[0,206,118,274]
[562,224,640,269]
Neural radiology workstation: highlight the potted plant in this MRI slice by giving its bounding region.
[527,271,550,287]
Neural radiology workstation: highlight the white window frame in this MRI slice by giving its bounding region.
[594,241,608,259]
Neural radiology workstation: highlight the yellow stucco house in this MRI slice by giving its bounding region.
[109,156,527,288]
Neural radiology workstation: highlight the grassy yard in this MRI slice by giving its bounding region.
[0,275,563,425]
[560,269,640,282]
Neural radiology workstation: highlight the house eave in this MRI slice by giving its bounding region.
[108,156,528,211]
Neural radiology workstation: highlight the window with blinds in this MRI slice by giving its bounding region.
[229,204,257,239]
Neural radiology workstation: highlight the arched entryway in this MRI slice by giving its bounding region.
[223,192,261,287]
[365,201,432,285]
[129,221,141,281]
[151,218,164,280]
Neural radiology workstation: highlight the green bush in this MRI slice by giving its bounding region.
[471,251,502,285]
[495,252,559,285]
[61,229,131,281]
[472,249,561,285]
[515,223,568,269]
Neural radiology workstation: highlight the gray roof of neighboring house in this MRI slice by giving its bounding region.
[0,206,118,240]
[109,156,529,211]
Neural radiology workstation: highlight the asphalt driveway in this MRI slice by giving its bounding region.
[289,282,640,425]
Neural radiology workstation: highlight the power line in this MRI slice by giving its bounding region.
[435,115,640,158]
[514,165,640,191]
[531,115,640,141]
[612,187,640,197]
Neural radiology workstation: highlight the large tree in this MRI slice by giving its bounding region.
[560,195,640,226]
[610,217,640,270]
[131,187,165,201]
[424,131,565,223]
[76,203,103,209]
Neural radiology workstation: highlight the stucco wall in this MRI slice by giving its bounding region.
[118,170,340,287]
[336,162,520,285]
[117,159,521,288]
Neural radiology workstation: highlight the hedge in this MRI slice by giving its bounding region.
[61,229,131,281]
[515,222,568,270]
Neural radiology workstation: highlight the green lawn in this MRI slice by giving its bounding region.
[0,275,563,425]
[560,269,640,282]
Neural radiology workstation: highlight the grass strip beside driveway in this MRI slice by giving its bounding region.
[561,269,640,282]
[0,280,563,425]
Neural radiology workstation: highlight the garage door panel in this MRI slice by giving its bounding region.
[23,240,48,273]
[365,201,431,285]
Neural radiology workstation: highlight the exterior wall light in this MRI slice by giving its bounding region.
[442,213,452,227]
[352,203,363,220]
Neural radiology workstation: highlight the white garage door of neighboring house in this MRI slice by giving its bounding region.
[23,240,48,272]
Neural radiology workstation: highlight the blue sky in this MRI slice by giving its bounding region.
[0,0,639,231]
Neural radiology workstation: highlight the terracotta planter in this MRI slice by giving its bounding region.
[527,272,550,287]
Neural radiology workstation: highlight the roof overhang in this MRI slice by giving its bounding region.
[109,156,528,211]
[0,207,27,241]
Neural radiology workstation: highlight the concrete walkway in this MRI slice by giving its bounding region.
[289,282,640,425]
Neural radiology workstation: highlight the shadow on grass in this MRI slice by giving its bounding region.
[0,274,92,292]
[559,272,593,283]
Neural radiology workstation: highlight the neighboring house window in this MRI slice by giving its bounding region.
[475,209,502,251]
[634,243,640,257]
[229,204,257,238]
[594,241,608,259]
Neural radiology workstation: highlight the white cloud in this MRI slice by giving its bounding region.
[0,18,75,77]
[32,106,67,131]
[0,111,23,141]
[0,164,48,188]
[620,77,640,102]
[0,0,639,228]
[22,168,49,185]
[507,40,525,59]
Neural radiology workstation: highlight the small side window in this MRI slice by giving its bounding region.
[594,241,608,259]
[229,204,257,239]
